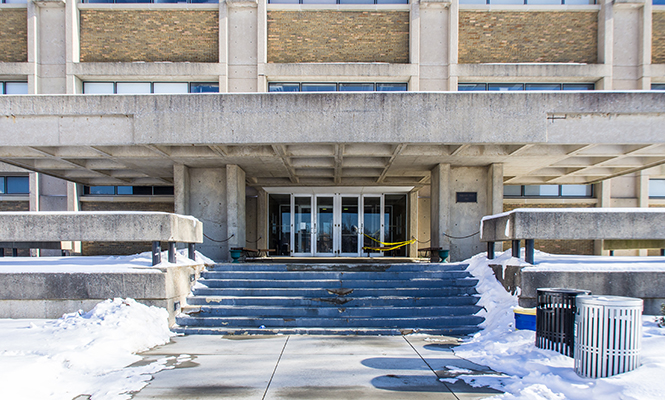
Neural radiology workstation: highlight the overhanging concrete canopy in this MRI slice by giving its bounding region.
[1,92,664,187]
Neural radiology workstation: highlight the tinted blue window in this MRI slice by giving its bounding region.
[89,186,115,195]
[301,83,337,92]
[190,83,219,93]
[6,176,29,194]
[0,177,4,194]
[653,0,665,4]
[458,83,487,91]
[376,83,407,91]
[269,83,301,92]
[117,186,133,195]
[652,84,665,90]
[488,83,524,91]
[525,83,561,91]
[563,84,595,90]
[339,83,374,92]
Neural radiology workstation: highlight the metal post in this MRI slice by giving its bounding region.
[12,248,17,257]
[188,243,196,260]
[168,242,176,263]
[525,239,535,264]
[152,241,161,266]
[487,241,495,260]
[512,240,520,258]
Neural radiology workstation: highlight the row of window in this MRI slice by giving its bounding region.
[653,84,665,90]
[0,82,27,95]
[461,0,596,4]
[504,184,593,198]
[83,82,219,95]
[83,186,174,196]
[77,0,665,3]
[459,83,595,92]
[268,82,408,92]
[0,176,29,195]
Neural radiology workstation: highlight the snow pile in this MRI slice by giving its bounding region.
[0,249,214,273]
[446,250,665,400]
[0,298,174,400]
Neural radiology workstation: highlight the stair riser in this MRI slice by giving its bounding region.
[176,316,485,328]
[191,287,478,297]
[209,263,469,272]
[172,327,481,336]
[198,278,478,289]
[187,306,482,318]
[186,296,480,307]
[201,271,471,280]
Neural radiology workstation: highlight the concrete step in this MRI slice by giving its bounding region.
[185,295,481,307]
[171,326,482,336]
[175,315,485,328]
[200,270,472,280]
[197,278,478,289]
[208,263,469,272]
[183,305,483,318]
[191,286,479,297]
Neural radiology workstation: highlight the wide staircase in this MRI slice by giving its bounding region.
[173,262,484,335]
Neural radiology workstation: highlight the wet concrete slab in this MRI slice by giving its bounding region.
[130,335,502,400]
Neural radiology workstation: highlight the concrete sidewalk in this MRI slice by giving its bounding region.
[131,335,502,400]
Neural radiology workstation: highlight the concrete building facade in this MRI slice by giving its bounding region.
[1,0,665,261]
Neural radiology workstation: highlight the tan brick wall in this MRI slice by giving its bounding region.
[80,200,174,256]
[80,10,218,63]
[0,9,27,63]
[654,12,665,64]
[459,11,598,64]
[267,11,409,63]
[502,202,596,255]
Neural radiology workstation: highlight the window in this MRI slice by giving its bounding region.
[83,82,219,94]
[652,84,665,90]
[83,186,174,196]
[1,0,28,3]
[654,0,665,5]
[459,0,595,4]
[459,83,595,91]
[269,82,408,92]
[1,82,28,95]
[83,0,218,3]
[0,176,29,194]
[269,0,406,3]
[504,184,593,198]
[649,180,665,198]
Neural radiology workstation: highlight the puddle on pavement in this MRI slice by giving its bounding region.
[128,355,200,370]
[222,334,282,340]
[274,385,369,399]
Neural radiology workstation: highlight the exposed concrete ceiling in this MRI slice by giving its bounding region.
[3,142,665,187]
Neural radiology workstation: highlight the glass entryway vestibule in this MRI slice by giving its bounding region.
[267,189,409,257]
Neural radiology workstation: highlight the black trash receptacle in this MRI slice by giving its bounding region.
[536,288,591,357]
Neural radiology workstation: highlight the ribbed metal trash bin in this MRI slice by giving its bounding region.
[574,295,643,378]
[536,288,591,357]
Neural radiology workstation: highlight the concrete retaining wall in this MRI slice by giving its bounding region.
[490,265,665,315]
[0,263,204,326]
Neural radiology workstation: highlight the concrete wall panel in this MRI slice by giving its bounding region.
[80,10,219,63]
[189,167,226,260]
[459,11,598,64]
[267,11,409,63]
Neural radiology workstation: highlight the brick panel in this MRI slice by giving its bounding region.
[0,9,27,63]
[80,10,218,63]
[267,11,409,63]
[502,202,595,255]
[459,11,598,64]
[654,12,665,64]
[80,200,175,256]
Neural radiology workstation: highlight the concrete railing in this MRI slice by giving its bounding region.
[0,212,203,265]
[480,208,665,263]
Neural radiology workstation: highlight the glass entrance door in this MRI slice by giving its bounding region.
[315,196,335,256]
[338,196,360,256]
[362,196,383,256]
[292,195,312,256]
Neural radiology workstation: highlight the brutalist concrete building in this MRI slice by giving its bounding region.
[1,0,665,262]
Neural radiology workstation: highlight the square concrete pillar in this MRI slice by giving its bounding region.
[226,165,246,252]
[430,164,450,256]
[488,164,504,254]
[257,189,268,249]
[408,189,419,257]
[174,164,190,216]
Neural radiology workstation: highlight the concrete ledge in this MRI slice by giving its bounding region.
[0,211,202,243]
[481,208,665,242]
[0,263,205,325]
[71,62,225,81]
[453,63,609,81]
[263,62,417,80]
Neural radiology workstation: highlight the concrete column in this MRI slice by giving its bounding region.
[430,164,450,257]
[65,0,81,94]
[189,167,227,261]
[409,0,420,91]
[173,164,190,216]
[408,189,418,257]
[27,1,38,94]
[487,164,504,254]
[257,189,268,250]
[29,1,67,94]
[219,1,229,93]
[226,165,246,252]
[638,2,652,90]
[64,181,82,254]
[227,0,259,92]
[417,0,451,91]
[597,0,614,89]
[447,0,458,91]
[637,171,650,256]
[595,179,612,255]
[256,0,267,92]
[611,1,645,90]
[29,172,39,212]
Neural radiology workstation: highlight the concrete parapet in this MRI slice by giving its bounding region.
[0,211,203,243]
[0,263,205,326]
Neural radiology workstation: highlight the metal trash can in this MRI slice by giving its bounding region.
[574,295,643,378]
[536,288,591,357]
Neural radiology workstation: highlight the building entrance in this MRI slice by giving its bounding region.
[267,188,409,257]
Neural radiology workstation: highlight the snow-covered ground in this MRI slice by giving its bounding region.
[446,250,665,400]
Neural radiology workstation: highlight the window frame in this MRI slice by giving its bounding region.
[83,81,219,94]
[0,176,30,195]
[504,184,594,198]
[83,185,175,196]
[268,82,408,92]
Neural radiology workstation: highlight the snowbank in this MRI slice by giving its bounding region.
[0,249,214,273]
[448,250,665,400]
[0,298,175,400]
